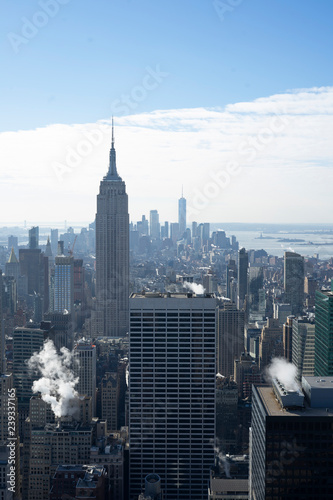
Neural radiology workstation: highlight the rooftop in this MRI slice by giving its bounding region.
[255,385,333,417]
[130,292,215,299]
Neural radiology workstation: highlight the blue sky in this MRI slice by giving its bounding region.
[1,0,333,225]
[2,0,333,131]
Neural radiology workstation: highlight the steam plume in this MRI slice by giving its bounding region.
[28,339,79,417]
[184,282,206,295]
[265,357,300,392]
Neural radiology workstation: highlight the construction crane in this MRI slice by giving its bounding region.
[68,235,77,257]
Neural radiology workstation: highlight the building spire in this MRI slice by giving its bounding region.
[106,117,121,180]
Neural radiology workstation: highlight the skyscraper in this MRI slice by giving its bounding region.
[314,287,333,376]
[54,254,74,314]
[292,317,315,380]
[250,378,333,499]
[29,226,39,249]
[217,302,245,377]
[74,339,97,415]
[129,292,216,499]
[149,210,160,239]
[95,122,129,337]
[237,248,248,310]
[284,251,304,315]
[178,188,186,236]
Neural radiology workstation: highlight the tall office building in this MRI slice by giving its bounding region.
[259,318,283,370]
[292,317,315,380]
[247,265,263,317]
[237,248,248,310]
[54,254,74,314]
[314,287,333,376]
[283,315,295,362]
[284,251,304,315]
[29,226,39,249]
[129,292,216,500]
[149,210,160,239]
[178,189,186,236]
[8,235,18,256]
[5,247,20,282]
[74,340,97,415]
[217,302,245,377]
[95,123,129,337]
[50,228,58,256]
[250,377,333,499]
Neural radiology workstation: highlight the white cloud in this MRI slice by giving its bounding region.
[1,86,333,225]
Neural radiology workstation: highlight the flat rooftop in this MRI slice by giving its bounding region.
[303,376,333,389]
[130,292,215,299]
[255,385,333,417]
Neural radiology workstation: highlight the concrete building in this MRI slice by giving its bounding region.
[74,340,97,415]
[100,371,119,432]
[90,439,124,500]
[95,122,129,337]
[54,254,74,314]
[49,464,107,500]
[149,210,160,240]
[12,326,46,435]
[237,248,248,310]
[259,318,283,371]
[129,292,216,499]
[208,455,249,500]
[26,418,96,500]
[282,315,295,362]
[273,303,292,326]
[284,251,304,315]
[292,317,315,380]
[217,302,245,378]
[250,377,333,499]
[216,376,238,453]
[234,353,260,400]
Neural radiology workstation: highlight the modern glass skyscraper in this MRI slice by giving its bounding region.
[95,123,129,337]
[314,288,333,376]
[129,292,216,500]
[54,255,74,314]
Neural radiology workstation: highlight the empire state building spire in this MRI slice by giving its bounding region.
[95,117,129,337]
[106,117,121,180]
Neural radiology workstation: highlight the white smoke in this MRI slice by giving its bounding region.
[214,446,231,478]
[184,282,206,295]
[265,357,300,392]
[28,339,79,417]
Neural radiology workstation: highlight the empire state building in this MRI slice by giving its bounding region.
[95,122,129,337]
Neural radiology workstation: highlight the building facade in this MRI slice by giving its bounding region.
[250,378,333,499]
[314,288,333,376]
[284,251,304,315]
[129,292,216,499]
